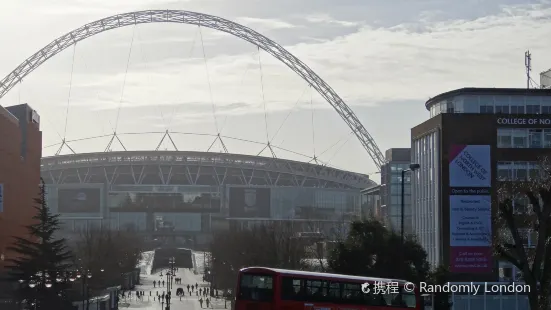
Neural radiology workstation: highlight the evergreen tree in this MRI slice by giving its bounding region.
[6,180,74,309]
[328,219,430,283]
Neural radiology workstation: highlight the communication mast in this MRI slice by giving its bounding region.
[525,50,532,89]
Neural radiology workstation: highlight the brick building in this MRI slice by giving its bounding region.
[0,104,42,271]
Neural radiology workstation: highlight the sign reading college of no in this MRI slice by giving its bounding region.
[497,117,551,126]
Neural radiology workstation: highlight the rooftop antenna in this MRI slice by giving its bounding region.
[525,50,532,89]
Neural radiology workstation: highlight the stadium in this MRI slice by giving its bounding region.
[41,149,375,247]
[0,10,386,248]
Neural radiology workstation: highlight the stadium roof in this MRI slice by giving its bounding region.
[41,151,374,189]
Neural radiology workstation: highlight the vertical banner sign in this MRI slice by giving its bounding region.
[0,183,3,212]
[449,145,492,273]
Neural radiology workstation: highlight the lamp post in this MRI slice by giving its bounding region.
[74,267,105,310]
[76,269,92,310]
[400,163,420,277]
[160,258,175,310]
[160,258,175,292]
[169,257,175,291]
[209,257,216,297]
[165,293,171,310]
[18,270,70,310]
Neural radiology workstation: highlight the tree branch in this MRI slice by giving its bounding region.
[498,198,534,282]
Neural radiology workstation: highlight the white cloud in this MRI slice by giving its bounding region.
[235,17,297,30]
[303,13,359,27]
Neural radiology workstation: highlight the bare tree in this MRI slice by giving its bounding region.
[72,228,145,289]
[210,222,308,290]
[495,159,551,310]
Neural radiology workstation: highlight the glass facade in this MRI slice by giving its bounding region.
[383,163,413,233]
[360,186,381,219]
[448,283,529,310]
[230,219,350,239]
[497,128,551,148]
[411,130,440,267]
[48,183,361,236]
[270,187,360,222]
[497,161,540,181]
[429,94,551,117]
[107,186,221,212]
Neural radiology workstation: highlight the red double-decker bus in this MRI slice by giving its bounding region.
[235,267,421,310]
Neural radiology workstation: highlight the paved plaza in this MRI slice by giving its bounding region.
[121,253,228,310]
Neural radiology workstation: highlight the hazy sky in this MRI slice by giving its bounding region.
[0,0,550,177]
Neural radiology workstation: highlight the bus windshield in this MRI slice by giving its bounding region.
[238,274,274,302]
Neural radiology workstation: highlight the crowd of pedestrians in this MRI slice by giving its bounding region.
[120,272,221,308]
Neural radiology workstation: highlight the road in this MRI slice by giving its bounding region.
[120,267,228,310]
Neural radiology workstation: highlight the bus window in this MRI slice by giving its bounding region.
[281,277,304,300]
[306,280,327,299]
[327,281,340,299]
[342,283,363,304]
[380,289,416,308]
[239,274,274,302]
[401,290,417,308]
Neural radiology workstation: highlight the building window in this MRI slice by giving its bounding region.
[495,105,510,114]
[529,164,540,179]
[529,129,543,148]
[498,128,551,148]
[497,129,512,147]
[543,105,551,114]
[512,129,527,148]
[510,105,524,114]
[513,162,528,180]
[479,105,494,113]
[544,130,551,148]
[497,162,513,180]
[497,161,540,181]
[526,105,541,114]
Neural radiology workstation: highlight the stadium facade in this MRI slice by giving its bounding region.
[42,151,374,247]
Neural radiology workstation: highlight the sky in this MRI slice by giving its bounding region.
[0,0,550,178]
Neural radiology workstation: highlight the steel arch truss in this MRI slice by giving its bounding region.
[0,9,385,170]
[40,151,375,189]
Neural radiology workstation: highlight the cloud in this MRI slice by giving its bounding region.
[235,17,297,30]
[303,13,359,27]
[4,0,551,174]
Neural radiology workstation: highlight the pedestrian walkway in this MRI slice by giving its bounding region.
[120,267,228,310]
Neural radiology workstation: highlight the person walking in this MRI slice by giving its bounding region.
[199,297,204,308]
[206,297,210,308]
[154,280,156,288]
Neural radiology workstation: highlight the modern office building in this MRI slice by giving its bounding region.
[0,104,42,271]
[360,148,414,234]
[360,185,381,220]
[42,151,373,246]
[379,148,413,233]
[411,87,551,285]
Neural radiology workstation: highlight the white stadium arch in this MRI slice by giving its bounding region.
[0,10,386,170]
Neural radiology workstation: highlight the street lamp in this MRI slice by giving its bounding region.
[160,257,175,310]
[160,257,175,292]
[19,271,69,309]
[400,163,420,277]
[73,267,104,310]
